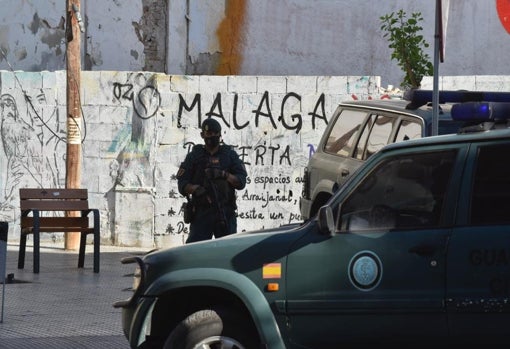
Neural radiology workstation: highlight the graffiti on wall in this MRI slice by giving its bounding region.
[2,72,510,247]
[0,88,65,220]
[106,76,342,243]
[111,74,161,188]
[108,76,364,244]
[0,71,382,247]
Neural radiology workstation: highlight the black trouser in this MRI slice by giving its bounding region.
[186,205,236,243]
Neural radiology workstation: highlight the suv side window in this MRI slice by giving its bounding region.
[324,109,366,156]
[355,116,421,160]
[470,143,510,225]
[395,119,422,142]
[362,114,394,160]
[339,150,456,231]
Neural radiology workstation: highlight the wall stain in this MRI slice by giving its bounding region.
[187,52,221,75]
[14,47,27,61]
[29,13,65,52]
[136,0,167,72]
[216,0,246,75]
[29,13,40,34]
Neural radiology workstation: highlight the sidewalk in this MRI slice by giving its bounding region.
[0,243,150,349]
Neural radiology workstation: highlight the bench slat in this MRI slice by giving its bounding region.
[21,217,90,229]
[20,201,89,211]
[20,188,88,200]
[22,227,95,233]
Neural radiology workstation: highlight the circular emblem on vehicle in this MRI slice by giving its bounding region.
[348,251,382,292]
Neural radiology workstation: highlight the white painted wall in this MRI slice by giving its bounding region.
[1,1,509,89]
[236,1,510,87]
[0,71,380,248]
[1,71,509,248]
[83,0,144,70]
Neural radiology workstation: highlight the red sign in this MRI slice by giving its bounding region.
[497,0,510,34]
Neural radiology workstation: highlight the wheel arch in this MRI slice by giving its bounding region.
[145,268,286,349]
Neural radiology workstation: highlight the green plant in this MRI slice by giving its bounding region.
[380,10,434,89]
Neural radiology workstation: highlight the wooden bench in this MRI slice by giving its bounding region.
[18,188,100,273]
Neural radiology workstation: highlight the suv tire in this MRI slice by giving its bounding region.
[163,307,259,349]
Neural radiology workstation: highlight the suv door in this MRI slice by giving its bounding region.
[286,146,463,348]
[302,106,423,220]
[447,141,510,343]
[316,108,368,183]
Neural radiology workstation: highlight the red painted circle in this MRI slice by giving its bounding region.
[497,0,510,34]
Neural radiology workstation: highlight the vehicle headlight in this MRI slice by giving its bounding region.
[132,264,142,291]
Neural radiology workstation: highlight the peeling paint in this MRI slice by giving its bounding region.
[0,25,9,60]
[29,13,40,34]
[39,29,65,50]
[86,41,103,67]
[29,13,66,51]
[187,52,221,75]
[138,0,167,72]
[216,0,247,75]
[14,47,27,61]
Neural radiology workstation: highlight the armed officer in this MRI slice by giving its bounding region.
[176,118,247,243]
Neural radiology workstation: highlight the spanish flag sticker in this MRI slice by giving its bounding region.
[263,263,281,279]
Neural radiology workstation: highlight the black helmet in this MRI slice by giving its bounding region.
[201,118,222,133]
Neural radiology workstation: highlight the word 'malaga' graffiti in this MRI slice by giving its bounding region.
[177,92,329,133]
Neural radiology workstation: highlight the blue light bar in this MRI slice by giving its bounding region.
[451,102,510,121]
[405,90,510,110]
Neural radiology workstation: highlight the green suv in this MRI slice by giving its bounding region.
[115,99,510,348]
[299,90,509,220]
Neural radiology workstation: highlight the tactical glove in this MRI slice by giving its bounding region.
[193,186,207,198]
[205,168,228,179]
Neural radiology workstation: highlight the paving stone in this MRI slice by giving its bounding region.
[0,245,149,349]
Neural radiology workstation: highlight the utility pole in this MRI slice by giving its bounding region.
[432,0,449,136]
[65,0,84,250]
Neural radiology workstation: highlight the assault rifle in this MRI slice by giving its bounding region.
[206,168,228,230]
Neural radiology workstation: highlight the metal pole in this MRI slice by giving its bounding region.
[65,0,83,250]
[0,222,8,323]
[432,0,442,136]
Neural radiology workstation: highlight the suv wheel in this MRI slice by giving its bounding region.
[163,307,259,349]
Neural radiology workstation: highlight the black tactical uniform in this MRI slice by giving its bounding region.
[177,118,247,243]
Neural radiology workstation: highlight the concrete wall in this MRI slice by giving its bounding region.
[0,71,382,248]
[1,72,509,248]
[1,1,510,88]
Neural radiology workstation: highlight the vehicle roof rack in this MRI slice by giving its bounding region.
[404,90,510,110]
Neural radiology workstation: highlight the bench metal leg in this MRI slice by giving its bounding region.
[93,230,100,273]
[78,233,87,268]
[33,232,40,274]
[18,233,27,269]
[78,232,100,273]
